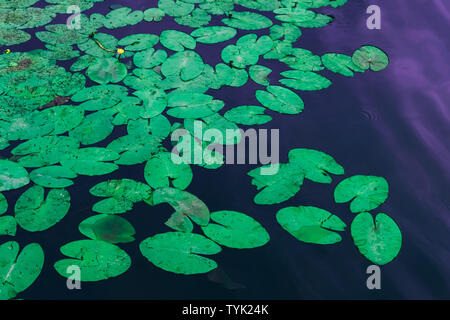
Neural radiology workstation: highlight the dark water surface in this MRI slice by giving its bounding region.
[6,0,449,299]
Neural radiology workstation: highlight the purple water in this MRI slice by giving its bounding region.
[6,0,449,299]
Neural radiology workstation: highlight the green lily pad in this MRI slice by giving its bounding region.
[29,166,77,188]
[86,57,128,84]
[79,214,136,244]
[118,33,159,51]
[222,11,272,30]
[224,105,272,125]
[69,110,114,145]
[144,152,193,190]
[60,147,119,176]
[321,53,364,77]
[54,240,131,281]
[334,175,389,213]
[352,45,389,72]
[351,212,402,265]
[0,216,16,236]
[248,163,304,205]
[190,26,236,44]
[0,193,7,215]
[255,85,304,114]
[202,210,270,249]
[280,70,332,91]
[15,186,70,232]
[153,187,210,233]
[249,65,272,86]
[161,50,204,81]
[288,148,344,183]
[276,206,346,244]
[0,160,30,192]
[160,30,195,52]
[0,242,44,300]
[140,232,221,275]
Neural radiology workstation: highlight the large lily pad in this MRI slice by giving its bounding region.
[351,212,401,265]
[202,210,270,249]
[79,214,136,244]
[0,242,44,300]
[334,175,389,213]
[288,148,344,183]
[276,206,346,244]
[0,160,30,192]
[54,240,131,281]
[140,232,221,275]
[15,186,70,232]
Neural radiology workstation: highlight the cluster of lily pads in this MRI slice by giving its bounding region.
[0,0,399,299]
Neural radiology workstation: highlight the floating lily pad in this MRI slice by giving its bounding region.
[222,11,272,30]
[334,175,389,213]
[29,165,77,188]
[54,240,131,281]
[191,26,236,44]
[144,152,193,190]
[255,85,304,114]
[351,212,401,264]
[321,53,364,77]
[202,210,270,249]
[280,70,332,91]
[0,160,30,192]
[224,105,272,125]
[288,148,344,183]
[0,242,44,300]
[248,163,304,205]
[160,30,195,52]
[15,186,70,232]
[60,147,119,176]
[352,45,389,72]
[86,57,128,84]
[277,206,346,244]
[152,187,210,232]
[0,193,7,215]
[140,232,221,275]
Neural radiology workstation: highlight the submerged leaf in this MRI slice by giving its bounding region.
[79,214,136,244]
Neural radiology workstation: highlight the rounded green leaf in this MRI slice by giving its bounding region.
[15,186,70,232]
[54,240,131,282]
[0,193,7,215]
[0,160,30,192]
[224,105,272,125]
[334,175,389,213]
[351,212,402,265]
[202,211,270,249]
[352,45,389,72]
[222,11,272,30]
[0,242,44,300]
[86,57,128,84]
[144,152,193,190]
[255,85,304,114]
[276,206,346,244]
[0,216,16,236]
[280,70,332,91]
[153,187,210,232]
[29,166,77,188]
[288,148,344,183]
[140,232,221,275]
[191,26,236,44]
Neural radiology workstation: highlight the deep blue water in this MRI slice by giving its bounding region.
[3,0,449,299]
